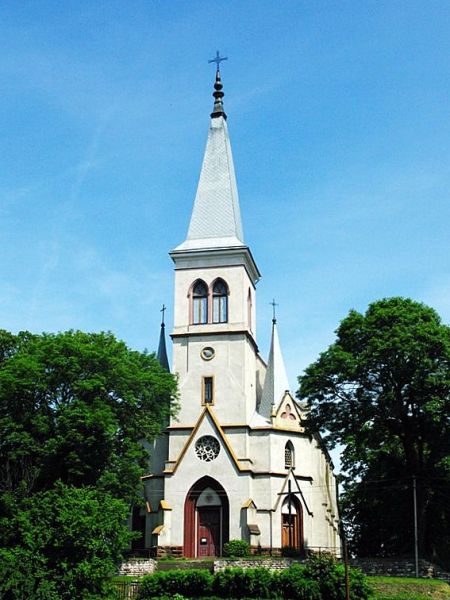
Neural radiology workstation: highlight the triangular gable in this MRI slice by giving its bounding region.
[272,391,304,432]
[164,405,247,475]
[273,470,313,516]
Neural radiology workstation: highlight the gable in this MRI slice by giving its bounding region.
[272,391,304,432]
[164,405,248,475]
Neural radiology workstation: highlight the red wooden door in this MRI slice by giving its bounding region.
[197,507,220,557]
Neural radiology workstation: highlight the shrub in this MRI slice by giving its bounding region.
[277,564,321,600]
[223,539,250,557]
[137,569,213,599]
[243,567,275,599]
[213,568,252,598]
[302,553,372,600]
[213,567,278,599]
[346,565,373,600]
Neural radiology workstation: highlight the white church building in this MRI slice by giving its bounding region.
[141,66,340,558]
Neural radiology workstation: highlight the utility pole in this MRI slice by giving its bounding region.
[343,538,350,600]
[413,475,419,578]
[288,479,293,548]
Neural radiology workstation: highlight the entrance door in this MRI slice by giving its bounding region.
[281,496,303,550]
[184,476,229,558]
[197,507,220,557]
[282,512,299,547]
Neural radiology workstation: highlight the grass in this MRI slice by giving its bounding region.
[368,575,450,600]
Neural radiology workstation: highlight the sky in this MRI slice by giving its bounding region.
[1,1,450,394]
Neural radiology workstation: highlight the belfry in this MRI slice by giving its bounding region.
[142,64,341,558]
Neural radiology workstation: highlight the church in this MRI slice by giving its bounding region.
[141,64,341,558]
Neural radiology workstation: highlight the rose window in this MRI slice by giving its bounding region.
[195,436,220,462]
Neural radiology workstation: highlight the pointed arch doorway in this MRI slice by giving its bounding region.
[184,476,229,557]
[281,494,303,551]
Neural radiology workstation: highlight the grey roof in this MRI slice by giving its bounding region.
[157,322,170,372]
[258,320,290,419]
[174,115,244,251]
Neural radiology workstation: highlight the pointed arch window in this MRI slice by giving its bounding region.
[285,441,295,469]
[192,280,208,324]
[212,279,228,323]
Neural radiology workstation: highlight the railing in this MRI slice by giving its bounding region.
[113,581,141,600]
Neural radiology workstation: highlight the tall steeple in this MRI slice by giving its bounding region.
[258,314,290,419]
[173,65,245,252]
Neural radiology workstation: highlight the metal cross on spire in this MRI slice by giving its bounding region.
[160,304,166,325]
[270,299,279,324]
[208,50,228,70]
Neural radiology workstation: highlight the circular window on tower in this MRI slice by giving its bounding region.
[200,346,215,361]
[195,435,220,462]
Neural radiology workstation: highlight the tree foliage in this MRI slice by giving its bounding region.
[0,329,177,598]
[298,298,450,566]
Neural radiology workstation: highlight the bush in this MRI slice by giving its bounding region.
[137,569,213,599]
[346,565,373,600]
[246,567,276,598]
[302,553,372,600]
[213,568,252,598]
[277,564,321,600]
[223,539,250,558]
[136,560,372,600]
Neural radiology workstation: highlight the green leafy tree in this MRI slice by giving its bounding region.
[0,483,130,599]
[298,298,450,566]
[0,329,177,598]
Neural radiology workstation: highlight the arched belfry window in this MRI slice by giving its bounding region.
[212,279,228,323]
[192,280,208,325]
[285,441,295,469]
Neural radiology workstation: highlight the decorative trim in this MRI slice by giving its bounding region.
[247,524,261,535]
[165,406,244,475]
[200,346,215,361]
[171,329,259,353]
[152,525,164,535]
[159,500,172,511]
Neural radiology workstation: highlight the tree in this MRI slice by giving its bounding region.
[0,329,177,598]
[297,298,450,567]
[0,483,130,600]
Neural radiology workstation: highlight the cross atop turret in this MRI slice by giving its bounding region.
[208,50,228,71]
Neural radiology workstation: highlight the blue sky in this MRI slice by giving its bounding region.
[2,1,449,392]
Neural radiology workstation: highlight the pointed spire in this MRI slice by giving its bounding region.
[157,305,170,372]
[173,65,245,252]
[259,315,290,419]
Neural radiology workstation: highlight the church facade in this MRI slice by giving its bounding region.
[142,68,341,558]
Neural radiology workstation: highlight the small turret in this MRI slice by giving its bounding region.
[258,308,290,419]
[156,305,170,372]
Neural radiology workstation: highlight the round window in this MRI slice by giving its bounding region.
[200,346,215,361]
[195,435,220,462]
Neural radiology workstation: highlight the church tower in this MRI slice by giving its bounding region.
[143,64,341,559]
[169,68,262,427]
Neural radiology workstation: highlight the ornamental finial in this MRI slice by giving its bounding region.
[270,299,279,324]
[208,51,228,120]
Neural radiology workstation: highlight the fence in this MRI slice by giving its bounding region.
[113,581,141,600]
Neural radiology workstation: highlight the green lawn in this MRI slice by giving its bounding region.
[369,576,450,600]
